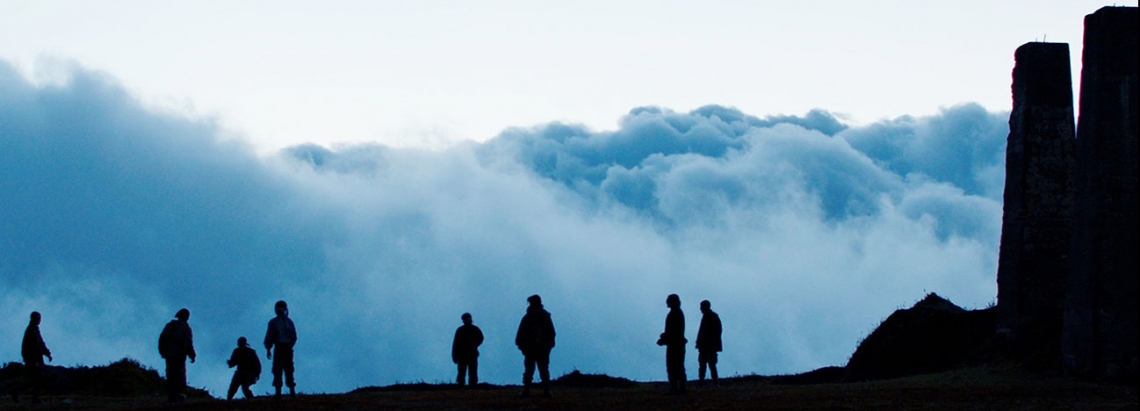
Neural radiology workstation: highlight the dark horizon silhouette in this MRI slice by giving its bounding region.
[696,300,723,386]
[264,300,298,399]
[515,295,556,398]
[658,294,687,395]
[157,308,196,403]
[452,312,485,387]
[225,336,261,400]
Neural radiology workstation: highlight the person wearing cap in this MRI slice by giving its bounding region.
[657,294,687,395]
[515,294,556,398]
[10,311,52,404]
[452,312,485,387]
[264,300,298,399]
[226,336,262,400]
[696,299,722,387]
[158,308,196,403]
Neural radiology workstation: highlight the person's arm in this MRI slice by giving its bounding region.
[187,327,197,363]
[265,321,276,359]
[452,328,462,363]
[40,331,52,362]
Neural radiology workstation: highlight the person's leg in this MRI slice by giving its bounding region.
[241,383,255,399]
[456,361,468,386]
[272,351,284,398]
[666,345,686,394]
[709,352,719,385]
[30,363,43,403]
[698,352,708,383]
[469,358,479,386]
[537,351,551,397]
[677,347,687,393]
[520,355,536,397]
[227,374,240,400]
[167,358,187,402]
[281,346,296,396]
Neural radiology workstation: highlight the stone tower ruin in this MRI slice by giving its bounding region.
[996,42,1075,357]
[997,6,1137,380]
[1063,6,1138,380]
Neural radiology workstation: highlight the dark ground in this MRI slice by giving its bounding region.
[2,364,1135,411]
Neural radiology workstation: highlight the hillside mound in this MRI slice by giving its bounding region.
[0,358,210,399]
[553,370,638,389]
[844,293,996,381]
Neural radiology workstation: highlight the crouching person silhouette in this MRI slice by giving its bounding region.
[226,337,261,400]
[264,300,297,399]
[158,308,196,403]
[452,313,484,387]
[10,311,52,404]
[516,295,556,398]
[657,294,687,395]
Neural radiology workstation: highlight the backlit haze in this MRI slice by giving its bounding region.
[2,0,1133,396]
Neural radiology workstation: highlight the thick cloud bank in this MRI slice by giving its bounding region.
[1,61,1006,395]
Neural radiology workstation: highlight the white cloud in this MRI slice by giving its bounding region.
[1,60,1004,395]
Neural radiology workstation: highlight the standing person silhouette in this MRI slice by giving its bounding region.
[515,294,556,398]
[696,300,722,387]
[11,311,52,404]
[226,336,262,400]
[158,308,196,403]
[657,294,687,395]
[451,312,485,387]
[264,300,297,399]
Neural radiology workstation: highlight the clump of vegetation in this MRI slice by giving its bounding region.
[0,358,210,399]
[844,293,997,381]
[553,370,638,389]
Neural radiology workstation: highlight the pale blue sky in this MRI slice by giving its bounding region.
[2,1,1129,152]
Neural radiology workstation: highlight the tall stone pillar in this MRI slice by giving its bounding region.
[1064,6,1139,380]
[996,42,1075,361]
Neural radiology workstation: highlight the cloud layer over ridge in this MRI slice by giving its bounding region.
[1,61,1007,395]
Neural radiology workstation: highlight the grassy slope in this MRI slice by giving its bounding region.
[2,365,1135,411]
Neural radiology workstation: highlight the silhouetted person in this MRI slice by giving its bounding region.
[657,294,687,395]
[10,311,52,404]
[158,308,196,403]
[696,300,722,386]
[452,312,484,387]
[226,336,262,400]
[264,300,297,399]
[515,294,556,398]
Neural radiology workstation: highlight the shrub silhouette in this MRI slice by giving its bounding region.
[0,358,210,399]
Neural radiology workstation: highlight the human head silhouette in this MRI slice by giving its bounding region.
[175,308,190,321]
[666,294,681,308]
[527,294,542,306]
[700,300,711,313]
[30,311,41,326]
[275,300,288,316]
[237,336,248,347]
[461,312,472,325]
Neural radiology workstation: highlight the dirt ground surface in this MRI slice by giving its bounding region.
[2,366,1135,411]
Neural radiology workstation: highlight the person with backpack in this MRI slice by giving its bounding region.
[158,308,196,403]
[515,295,556,398]
[264,300,297,399]
[226,336,262,400]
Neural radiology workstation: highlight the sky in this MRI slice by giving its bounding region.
[1,0,1134,397]
[1,1,1131,152]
